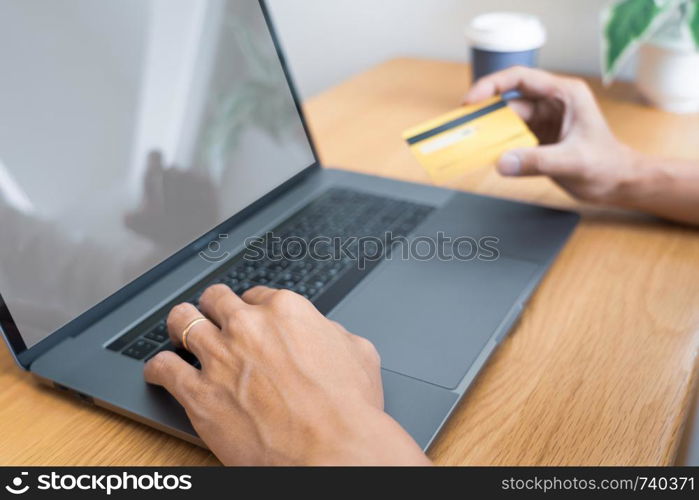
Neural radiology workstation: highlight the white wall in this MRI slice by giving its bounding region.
[267,0,632,98]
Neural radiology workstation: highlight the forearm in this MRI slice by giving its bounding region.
[611,148,699,226]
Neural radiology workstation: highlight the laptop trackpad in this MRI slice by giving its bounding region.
[329,256,540,389]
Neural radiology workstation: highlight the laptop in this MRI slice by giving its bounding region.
[0,0,578,451]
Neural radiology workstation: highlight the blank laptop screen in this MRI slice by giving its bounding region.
[0,0,315,348]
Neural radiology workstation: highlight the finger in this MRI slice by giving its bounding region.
[459,92,535,123]
[198,284,248,327]
[167,302,223,363]
[497,145,573,177]
[144,350,201,404]
[241,285,279,305]
[506,99,536,122]
[464,66,563,104]
[348,333,384,409]
[331,320,350,333]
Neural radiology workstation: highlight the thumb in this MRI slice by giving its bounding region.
[496,145,570,177]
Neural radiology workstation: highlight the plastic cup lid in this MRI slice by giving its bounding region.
[466,12,547,52]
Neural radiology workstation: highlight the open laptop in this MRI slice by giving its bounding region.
[0,0,578,451]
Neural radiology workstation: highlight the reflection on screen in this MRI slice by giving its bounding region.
[0,0,314,348]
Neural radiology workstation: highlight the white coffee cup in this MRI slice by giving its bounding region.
[466,12,547,82]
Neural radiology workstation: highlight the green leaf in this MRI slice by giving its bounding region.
[688,0,699,48]
[603,0,664,81]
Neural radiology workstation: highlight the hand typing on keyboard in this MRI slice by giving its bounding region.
[143,284,430,466]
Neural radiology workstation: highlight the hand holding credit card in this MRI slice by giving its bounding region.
[402,96,538,183]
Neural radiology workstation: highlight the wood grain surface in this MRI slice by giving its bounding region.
[1,58,698,465]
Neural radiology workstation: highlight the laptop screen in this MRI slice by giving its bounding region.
[0,0,315,349]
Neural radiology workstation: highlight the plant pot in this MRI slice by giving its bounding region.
[636,25,699,114]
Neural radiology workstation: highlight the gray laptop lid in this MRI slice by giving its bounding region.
[0,0,316,364]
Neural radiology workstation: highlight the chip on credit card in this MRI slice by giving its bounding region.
[402,96,538,183]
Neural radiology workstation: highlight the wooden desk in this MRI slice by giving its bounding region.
[2,58,698,465]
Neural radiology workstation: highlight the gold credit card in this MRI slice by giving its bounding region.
[402,97,538,183]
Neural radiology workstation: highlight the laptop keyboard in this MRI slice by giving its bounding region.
[107,187,434,367]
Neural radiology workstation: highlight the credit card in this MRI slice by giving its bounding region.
[402,97,538,183]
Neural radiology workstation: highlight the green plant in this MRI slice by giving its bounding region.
[690,0,699,44]
[200,17,296,178]
[602,0,699,83]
